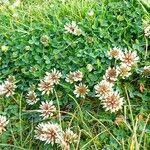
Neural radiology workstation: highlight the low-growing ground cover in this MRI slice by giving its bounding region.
[0,0,150,149]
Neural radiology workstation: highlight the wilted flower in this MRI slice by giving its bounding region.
[40,35,49,46]
[120,50,139,66]
[138,114,144,121]
[88,10,94,16]
[86,64,93,72]
[38,80,54,95]
[94,80,113,98]
[117,64,131,78]
[108,47,123,60]
[35,122,63,145]
[73,70,83,82]
[0,115,9,134]
[45,68,62,84]
[144,25,150,38]
[63,128,78,144]
[39,101,56,119]
[65,72,75,84]
[104,67,119,83]
[61,128,78,149]
[26,91,39,105]
[114,115,125,125]
[3,81,16,97]
[102,91,124,113]
[139,83,145,92]
[143,66,150,76]
[6,76,16,83]
[64,21,82,36]
[74,83,89,98]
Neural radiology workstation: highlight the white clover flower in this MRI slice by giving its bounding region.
[108,47,123,60]
[74,83,89,98]
[65,70,84,83]
[39,101,56,119]
[64,21,82,36]
[144,25,150,38]
[0,115,9,134]
[86,64,93,72]
[26,90,39,105]
[35,122,63,145]
[117,64,131,79]
[103,67,119,83]
[65,72,75,84]
[44,68,62,85]
[120,49,139,67]
[73,70,83,82]
[3,81,16,97]
[94,80,113,99]
[102,91,124,113]
[38,80,54,95]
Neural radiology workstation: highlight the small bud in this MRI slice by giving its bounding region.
[114,115,124,125]
[86,64,93,72]
[40,35,49,46]
[25,46,31,51]
[1,45,8,52]
[86,36,94,44]
[88,10,94,17]
[117,15,124,21]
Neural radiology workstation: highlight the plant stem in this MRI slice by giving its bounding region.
[54,89,62,127]
[144,37,148,60]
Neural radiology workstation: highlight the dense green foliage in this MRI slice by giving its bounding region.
[0,0,150,149]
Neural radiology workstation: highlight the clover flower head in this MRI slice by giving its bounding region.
[117,63,131,79]
[39,101,56,119]
[0,115,9,134]
[45,68,62,85]
[64,21,82,36]
[35,122,63,145]
[120,49,139,66]
[102,91,124,113]
[26,90,39,105]
[74,83,89,98]
[108,47,123,60]
[94,80,113,98]
[38,80,54,95]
